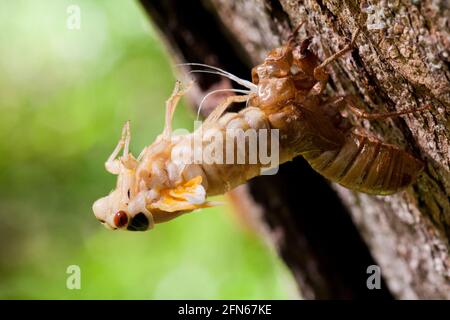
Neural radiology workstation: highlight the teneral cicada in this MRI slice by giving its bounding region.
[93,26,429,231]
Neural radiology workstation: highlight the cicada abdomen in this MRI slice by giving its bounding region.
[303,132,424,195]
[177,105,274,197]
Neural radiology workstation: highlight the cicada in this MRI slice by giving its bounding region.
[93,26,429,231]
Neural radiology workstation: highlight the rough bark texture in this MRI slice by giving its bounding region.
[139,0,450,299]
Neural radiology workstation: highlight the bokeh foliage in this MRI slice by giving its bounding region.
[0,0,293,299]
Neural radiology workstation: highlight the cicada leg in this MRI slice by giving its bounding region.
[287,21,305,47]
[314,28,361,81]
[162,80,193,138]
[333,95,431,120]
[105,121,130,175]
[203,94,250,126]
[307,28,361,96]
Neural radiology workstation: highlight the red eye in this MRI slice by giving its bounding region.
[114,210,128,228]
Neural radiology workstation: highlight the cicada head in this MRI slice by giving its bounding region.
[93,192,155,232]
[251,44,294,83]
[93,162,155,232]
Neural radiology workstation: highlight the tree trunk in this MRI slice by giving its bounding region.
[139,0,450,299]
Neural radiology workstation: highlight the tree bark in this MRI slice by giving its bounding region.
[139,0,450,299]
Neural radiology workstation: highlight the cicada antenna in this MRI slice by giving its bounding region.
[177,63,257,91]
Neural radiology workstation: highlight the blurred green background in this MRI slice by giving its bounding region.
[0,0,295,299]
